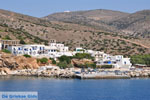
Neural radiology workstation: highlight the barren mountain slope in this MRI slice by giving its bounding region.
[44,9,129,32]
[0,9,149,55]
[109,10,150,38]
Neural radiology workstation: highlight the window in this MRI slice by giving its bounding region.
[124,61,127,65]
[32,47,35,50]
[24,48,28,51]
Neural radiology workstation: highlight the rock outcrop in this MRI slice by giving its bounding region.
[15,56,39,69]
[72,59,93,67]
[0,52,39,70]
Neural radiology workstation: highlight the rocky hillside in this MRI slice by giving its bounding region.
[44,9,129,23]
[109,10,150,38]
[44,9,129,32]
[0,9,150,55]
[44,9,150,38]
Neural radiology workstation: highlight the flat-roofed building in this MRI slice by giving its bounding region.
[8,44,46,57]
[1,40,20,49]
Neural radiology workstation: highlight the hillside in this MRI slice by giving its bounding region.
[109,10,150,38]
[44,9,129,32]
[44,9,150,38]
[0,9,150,56]
[44,9,129,22]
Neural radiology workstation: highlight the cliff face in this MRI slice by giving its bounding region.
[0,52,39,70]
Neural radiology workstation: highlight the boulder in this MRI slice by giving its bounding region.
[0,68,11,75]
[15,56,39,69]
[71,59,93,67]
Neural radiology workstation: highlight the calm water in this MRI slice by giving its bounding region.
[0,76,150,100]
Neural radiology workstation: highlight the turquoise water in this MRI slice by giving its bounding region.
[0,76,150,100]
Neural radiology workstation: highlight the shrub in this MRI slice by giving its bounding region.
[57,61,68,69]
[3,35,11,40]
[20,39,26,44]
[50,58,56,64]
[73,53,94,60]
[58,55,71,64]
[130,54,150,66]
[2,49,11,53]
[52,60,56,64]
[23,54,31,58]
[39,58,48,64]
[86,63,96,69]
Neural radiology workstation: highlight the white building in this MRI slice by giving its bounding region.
[49,43,69,52]
[6,39,132,69]
[8,41,72,59]
[91,51,106,61]
[75,47,86,53]
[8,44,45,57]
[96,55,132,69]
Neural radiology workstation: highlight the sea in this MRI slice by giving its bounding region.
[0,76,150,100]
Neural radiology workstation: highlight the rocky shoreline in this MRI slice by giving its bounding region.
[1,66,150,79]
[0,52,150,79]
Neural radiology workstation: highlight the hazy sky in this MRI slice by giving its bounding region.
[0,0,150,17]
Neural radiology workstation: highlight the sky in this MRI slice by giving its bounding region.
[0,0,150,18]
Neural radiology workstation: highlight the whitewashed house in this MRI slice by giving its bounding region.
[44,46,58,58]
[96,55,132,69]
[8,44,46,57]
[6,39,132,69]
[8,39,73,59]
[91,51,106,61]
[75,47,86,53]
[48,42,72,58]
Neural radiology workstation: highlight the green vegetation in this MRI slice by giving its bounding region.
[2,26,48,45]
[57,55,73,69]
[23,54,31,58]
[80,63,96,69]
[57,61,68,69]
[57,61,73,69]
[58,55,71,64]
[130,54,150,66]
[2,49,11,53]
[49,58,56,64]
[57,54,95,69]
[73,53,94,60]
[3,35,11,40]
[86,63,96,69]
[38,58,48,64]
[99,65,113,69]
[20,39,26,44]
